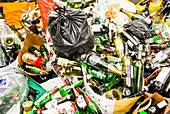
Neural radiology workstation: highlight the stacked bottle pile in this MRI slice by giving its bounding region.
[21,44,50,75]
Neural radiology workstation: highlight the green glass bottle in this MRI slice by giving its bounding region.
[121,42,133,87]
[34,86,59,109]
[133,44,144,93]
[95,44,114,53]
[82,93,102,114]
[28,46,44,59]
[102,77,121,91]
[86,54,126,77]
[59,80,84,97]
[40,44,50,62]
[23,64,49,75]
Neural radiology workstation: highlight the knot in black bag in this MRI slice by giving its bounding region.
[47,5,94,58]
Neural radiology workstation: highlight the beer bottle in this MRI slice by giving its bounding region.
[82,92,102,114]
[34,85,59,109]
[22,52,46,67]
[28,46,44,59]
[23,64,49,75]
[133,44,144,93]
[95,44,114,53]
[40,44,50,62]
[86,54,126,76]
[121,43,133,87]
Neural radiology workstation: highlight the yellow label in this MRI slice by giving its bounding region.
[115,39,123,46]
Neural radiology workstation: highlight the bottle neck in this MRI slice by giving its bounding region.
[84,94,92,103]
[137,50,142,60]
[50,86,59,94]
[124,43,129,56]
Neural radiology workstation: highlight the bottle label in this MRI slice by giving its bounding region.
[57,58,69,67]
[44,55,50,60]
[22,52,37,65]
[12,93,19,100]
[157,100,168,109]
[107,49,112,53]
[88,55,100,65]
[115,39,124,50]
[126,65,131,87]
[84,95,92,103]
[39,69,46,75]
[36,52,42,57]
[50,87,58,94]
[77,95,87,108]
[45,99,58,109]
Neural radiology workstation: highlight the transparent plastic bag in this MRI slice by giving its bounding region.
[0,72,29,114]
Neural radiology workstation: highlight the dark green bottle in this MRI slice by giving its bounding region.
[28,46,44,59]
[40,44,50,62]
[34,86,59,109]
[102,77,121,91]
[23,64,49,75]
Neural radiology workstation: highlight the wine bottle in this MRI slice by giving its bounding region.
[119,8,152,25]
[133,44,144,93]
[121,42,133,87]
[113,31,124,58]
[86,53,126,76]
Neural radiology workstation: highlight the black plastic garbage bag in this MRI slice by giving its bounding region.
[47,5,94,57]
[123,19,153,41]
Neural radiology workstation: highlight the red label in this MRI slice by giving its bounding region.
[40,69,45,74]
[76,87,80,93]
[50,87,58,94]
[65,79,70,85]
[36,52,42,57]
[37,109,42,114]
[84,95,91,103]
[12,93,19,100]
[107,49,112,53]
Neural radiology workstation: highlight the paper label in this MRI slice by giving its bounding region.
[77,95,87,108]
